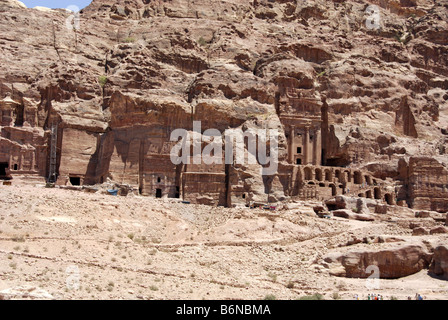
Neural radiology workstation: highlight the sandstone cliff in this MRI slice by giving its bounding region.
[0,0,447,210]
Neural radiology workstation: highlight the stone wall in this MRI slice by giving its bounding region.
[408,157,448,213]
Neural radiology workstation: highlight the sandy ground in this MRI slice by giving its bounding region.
[0,181,447,300]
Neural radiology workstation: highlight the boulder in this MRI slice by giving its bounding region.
[326,196,373,214]
[332,209,375,222]
[429,245,448,280]
[412,227,429,236]
[325,244,432,279]
[430,226,448,235]
[415,211,431,218]
[0,286,54,300]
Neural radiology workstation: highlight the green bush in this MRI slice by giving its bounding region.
[124,37,136,43]
[98,75,108,87]
[198,36,207,46]
[332,292,341,300]
[264,294,276,300]
[298,293,324,300]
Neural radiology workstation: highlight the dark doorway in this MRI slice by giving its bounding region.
[296,158,302,165]
[335,170,341,181]
[297,147,302,154]
[69,177,81,186]
[157,177,161,183]
[15,105,24,127]
[13,164,18,171]
[330,184,336,196]
[315,169,323,181]
[0,163,8,177]
[304,167,312,180]
[374,187,381,200]
[354,171,362,184]
[175,186,180,198]
[156,188,162,198]
[385,193,393,205]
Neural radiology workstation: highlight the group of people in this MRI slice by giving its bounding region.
[367,294,383,300]
[352,293,425,300]
[352,294,383,300]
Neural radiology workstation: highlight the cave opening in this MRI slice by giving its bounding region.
[69,177,81,186]
[14,104,24,127]
[374,187,381,200]
[0,163,9,178]
[385,193,393,205]
[324,156,350,167]
[330,184,337,196]
[354,171,362,184]
[156,188,162,198]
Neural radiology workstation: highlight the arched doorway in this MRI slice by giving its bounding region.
[335,170,341,181]
[330,184,337,196]
[365,175,372,185]
[354,171,362,184]
[304,167,313,180]
[324,170,332,181]
[345,170,351,183]
[385,193,393,205]
[315,168,323,181]
[374,187,381,200]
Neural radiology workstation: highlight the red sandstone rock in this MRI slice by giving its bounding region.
[429,226,448,235]
[0,0,446,209]
[327,244,432,279]
[429,245,448,280]
[412,227,429,236]
[332,209,375,222]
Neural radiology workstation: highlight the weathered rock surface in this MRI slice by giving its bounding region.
[332,209,375,222]
[325,244,432,279]
[0,286,54,300]
[0,0,447,209]
[430,226,448,235]
[412,226,429,236]
[429,245,448,280]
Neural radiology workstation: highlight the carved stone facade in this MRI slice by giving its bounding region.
[0,96,46,180]
[407,157,448,213]
[278,87,322,166]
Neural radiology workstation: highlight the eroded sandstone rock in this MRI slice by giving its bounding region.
[0,0,446,209]
[326,244,432,279]
[429,245,448,280]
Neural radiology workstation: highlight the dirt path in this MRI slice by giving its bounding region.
[0,183,447,300]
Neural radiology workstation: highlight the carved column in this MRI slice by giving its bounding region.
[289,125,295,164]
[19,151,24,171]
[304,126,310,165]
[315,127,321,165]
[312,127,317,165]
[31,151,36,172]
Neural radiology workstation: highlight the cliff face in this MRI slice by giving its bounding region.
[0,0,447,210]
